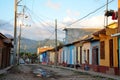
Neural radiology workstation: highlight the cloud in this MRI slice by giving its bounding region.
[66,9,80,17]
[46,0,60,10]
[61,9,80,26]
[79,15,117,28]
[20,22,65,41]
[0,15,117,41]
[62,15,117,29]
[0,20,14,36]
[63,16,75,24]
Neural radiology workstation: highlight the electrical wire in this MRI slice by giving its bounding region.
[25,7,55,32]
[24,6,58,45]
[25,6,65,33]
[25,8,85,42]
[63,0,115,28]
[21,0,115,44]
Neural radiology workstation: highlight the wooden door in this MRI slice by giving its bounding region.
[109,39,113,67]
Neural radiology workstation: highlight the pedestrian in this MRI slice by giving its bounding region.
[75,61,81,69]
[84,60,89,70]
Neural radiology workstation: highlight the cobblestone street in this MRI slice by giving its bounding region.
[0,65,40,80]
[0,64,117,80]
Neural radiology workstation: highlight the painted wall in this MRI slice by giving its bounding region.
[69,47,72,64]
[113,37,118,67]
[118,37,120,68]
[63,45,75,65]
[39,54,43,62]
[68,45,75,64]
[42,52,47,63]
[82,42,91,64]
[58,48,63,64]
[91,41,100,65]
[78,47,81,63]
[100,35,118,67]
[62,47,68,64]
[49,51,55,64]
[74,42,82,64]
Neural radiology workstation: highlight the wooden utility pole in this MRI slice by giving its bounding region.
[17,24,21,64]
[17,5,25,64]
[106,0,109,27]
[13,0,18,65]
[54,19,57,66]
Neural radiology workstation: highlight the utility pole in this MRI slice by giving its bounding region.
[17,24,21,64]
[17,5,25,64]
[54,19,57,66]
[106,0,109,27]
[13,0,18,65]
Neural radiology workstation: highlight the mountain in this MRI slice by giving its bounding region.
[4,34,13,38]
[37,39,63,47]
[2,33,63,53]
[20,37,38,53]
[20,38,63,53]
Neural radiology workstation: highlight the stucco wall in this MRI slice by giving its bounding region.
[91,41,100,65]
[82,42,91,64]
[100,35,118,67]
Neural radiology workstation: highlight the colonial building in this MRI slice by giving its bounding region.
[93,22,119,75]
[0,33,13,69]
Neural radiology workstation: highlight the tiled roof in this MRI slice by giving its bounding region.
[37,47,53,54]
[0,33,7,39]
[93,29,106,36]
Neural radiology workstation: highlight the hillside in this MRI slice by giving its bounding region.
[4,34,63,53]
[20,38,63,53]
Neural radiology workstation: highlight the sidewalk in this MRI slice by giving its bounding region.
[55,66,120,80]
[0,65,13,74]
[41,64,120,80]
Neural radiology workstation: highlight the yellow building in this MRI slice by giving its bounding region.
[93,22,118,75]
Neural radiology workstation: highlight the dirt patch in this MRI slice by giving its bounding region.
[7,65,22,74]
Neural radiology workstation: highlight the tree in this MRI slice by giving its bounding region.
[31,53,38,63]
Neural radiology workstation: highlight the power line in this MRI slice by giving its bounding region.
[24,6,65,36]
[25,10,73,41]
[24,6,59,43]
[24,0,115,43]
[25,6,55,32]
[25,6,66,41]
[64,0,115,27]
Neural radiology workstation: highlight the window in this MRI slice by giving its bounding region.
[100,41,105,59]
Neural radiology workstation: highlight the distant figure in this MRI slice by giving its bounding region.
[62,61,67,67]
[84,60,89,70]
[19,58,25,64]
[75,61,81,69]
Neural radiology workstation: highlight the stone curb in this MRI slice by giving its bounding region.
[0,65,13,74]
[41,64,120,80]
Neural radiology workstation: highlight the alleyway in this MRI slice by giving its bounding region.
[0,64,117,80]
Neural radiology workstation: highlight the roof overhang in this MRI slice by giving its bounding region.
[111,33,120,37]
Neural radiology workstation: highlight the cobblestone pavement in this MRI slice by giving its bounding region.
[0,65,41,80]
[38,65,117,80]
[0,64,116,80]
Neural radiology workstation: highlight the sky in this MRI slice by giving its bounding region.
[0,0,118,41]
